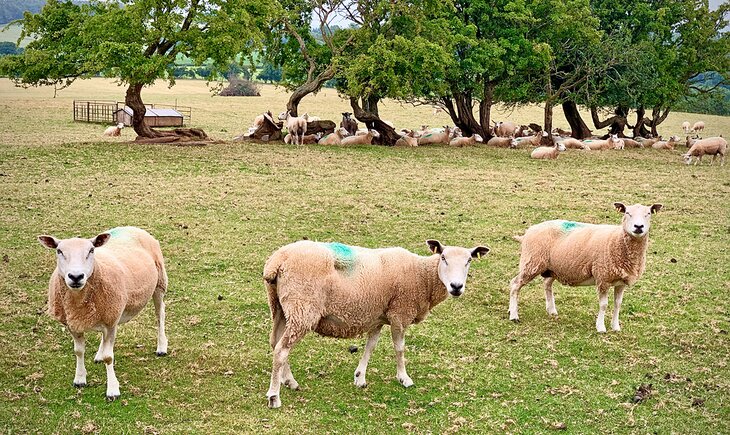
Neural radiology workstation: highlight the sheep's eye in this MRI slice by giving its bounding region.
[87,248,94,257]
[56,249,63,256]
[441,255,447,263]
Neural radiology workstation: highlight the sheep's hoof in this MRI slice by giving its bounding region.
[398,376,414,388]
[156,351,167,357]
[510,318,520,324]
[268,395,281,409]
[105,394,120,402]
[73,382,87,388]
[93,358,103,364]
[283,379,299,390]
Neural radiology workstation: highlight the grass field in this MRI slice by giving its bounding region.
[1,78,729,433]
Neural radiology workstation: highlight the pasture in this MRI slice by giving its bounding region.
[0,78,728,433]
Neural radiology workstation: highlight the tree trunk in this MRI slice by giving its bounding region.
[632,106,652,138]
[590,106,628,138]
[562,101,591,139]
[286,65,335,117]
[125,83,208,141]
[349,96,400,145]
[478,80,494,140]
[442,91,482,137]
[649,106,671,137]
[542,101,555,145]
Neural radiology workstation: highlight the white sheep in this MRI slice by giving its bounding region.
[583,134,622,151]
[449,134,482,147]
[341,130,377,145]
[395,130,418,147]
[278,111,307,145]
[103,123,125,137]
[417,126,452,145]
[683,136,727,166]
[691,121,705,133]
[560,138,589,150]
[302,113,321,122]
[38,227,168,400]
[682,121,691,135]
[652,136,680,150]
[508,203,662,332]
[622,138,643,148]
[530,142,566,159]
[487,135,518,148]
[319,128,350,145]
[494,121,517,137]
[262,239,490,408]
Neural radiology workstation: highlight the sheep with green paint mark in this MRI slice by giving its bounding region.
[417,126,452,145]
[509,203,662,332]
[262,239,490,409]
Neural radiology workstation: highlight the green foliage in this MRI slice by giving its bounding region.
[0,41,21,55]
[257,61,282,83]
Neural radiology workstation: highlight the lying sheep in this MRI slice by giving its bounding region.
[103,123,125,137]
[395,130,418,147]
[319,128,349,145]
[340,112,358,136]
[341,130,376,145]
[583,134,622,151]
[682,121,691,135]
[418,126,452,145]
[560,138,588,150]
[279,111,307,145]
[691,121,705,133]
[285,132,321,144]
[509,203,663,332]
[652,136,679,150]
[531,142,566,159]
[38,227,168,400]
[622,138,643,148]
[262,239,490,408]
[683,136,727,166]
[640,136,662,148]
[449,134,482,147]
[487,135,517,148]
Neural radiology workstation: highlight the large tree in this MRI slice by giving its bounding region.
[0,0,272,140]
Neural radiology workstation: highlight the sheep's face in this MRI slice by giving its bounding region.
[38,233,111,290]
[614,203,663,238]
[682,153,693,165]
[278,111,289,121]
[427,240,490,297]
[557,143,566,151]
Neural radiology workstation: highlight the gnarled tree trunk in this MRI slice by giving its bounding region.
[442,92,485,138]
[285,65,335,117]
[649,105,671,137]
[478,79,494,140]
[349,96,400,145]
[632,106,651,138]
[562,101,592,139]
[590,106,629,138]
[126,83,208,141]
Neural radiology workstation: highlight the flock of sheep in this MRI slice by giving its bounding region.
[40,200,663,408]
[241,112,727,166]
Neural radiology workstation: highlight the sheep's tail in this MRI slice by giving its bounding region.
[263,249,286,326]
[512,235,524,243]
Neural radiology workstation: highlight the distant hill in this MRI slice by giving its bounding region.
[0,0,86,24]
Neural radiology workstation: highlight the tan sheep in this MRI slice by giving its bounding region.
[508,203,662,332]
[652,136,680,150]
[38,227,168,400]
[682,121,691,135]
[495,121,517,137]
[640,136,661,148]
[341,130,376,145]
[417,126,452,145]
[530,142,566,159]
[103,123,125,137]
[319,128,349,145]
[487,135,517,148]
[583,134,622,151]
[262,239,490,408]
[622,138,643,148]
[560,138,588,150]
[683,136,727,166]
[449,134,482,147]
[691,121,705,133]
[395,130,418,147]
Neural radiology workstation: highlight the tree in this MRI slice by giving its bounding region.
[258,62,282,83]
[0,0,272,140]
[0,41,21,56]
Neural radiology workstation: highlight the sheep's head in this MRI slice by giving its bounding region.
[38,233,111,290]
[116,123,125,129]
[278,111,290,121]
[682,153,692,165]
[556,142,566,151]
[509,137,518,149]
[427,240,490,297]
[474,134,483,143]
[614,203,663,238]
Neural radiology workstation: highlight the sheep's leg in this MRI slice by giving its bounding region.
[710,154,716,166]
[543,277,558,316]
[611,285,626,331]
[100,325,120,400]
[153,289,168,356]
[509,271,537,322]
[595,284,610,333]
[94,335,104,363]
[69,330,87,387]
[270,309,299,391]
[267,324,308,409]
[390,325,413,387]
[354,326,383,388]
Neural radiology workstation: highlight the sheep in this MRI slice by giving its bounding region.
[691,121,705,133]
[516,131,548,148]
[560,138,588,150]
[395,130,418,147]
[319,128,349,145]
[622,138,643,148]
[652,136,680,150]
[302,113,321,122]
[340,112,358,136]
[508,203,663,332]
[417,126,452,145]
[530,142,566,159]
[683,136,727,166]
[494,121,517,137]
[612,137,625,150]
[449,134,482,147]
[103,123,125,137]
[583,134,622,151]
[38,227,168,400]
[341,130,376,145]
[262,239,490,408]
[552,127,571,136]
[487,135,518,148]
[640,136,662,148]
[682,121,691,135]
[279,111,307,145]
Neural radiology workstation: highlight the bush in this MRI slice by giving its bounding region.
[218,75,261,96]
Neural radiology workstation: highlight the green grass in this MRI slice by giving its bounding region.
[0,78,729,433]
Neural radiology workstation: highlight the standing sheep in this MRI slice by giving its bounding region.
[530,142,566,159]
[682,121,691,135]
[262,239,490,408]
[691,121,705,133]
[683,136,727,166]
[103,123,125,137]
[38,227,168,400]
[279,111,307,145]
[508,203,662,332]
[340,112,358,136]
[495,121,517,137]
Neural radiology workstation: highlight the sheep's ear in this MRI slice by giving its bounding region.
[91,233,111,248]
[38,235,59,249]
[614,202,626,213]
[471,246,490,260]
[426,240,444,254]
[650,204,663,214]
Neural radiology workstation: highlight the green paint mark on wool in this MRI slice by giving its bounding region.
[325,242,356,270]
[559,221,585,232]
[107,226,133,238]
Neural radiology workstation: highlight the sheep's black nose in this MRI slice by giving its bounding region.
[634,224,644,230]
[67,273,84,282]
[450,283,463,291]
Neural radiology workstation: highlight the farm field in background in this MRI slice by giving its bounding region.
[0,78,728,433]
